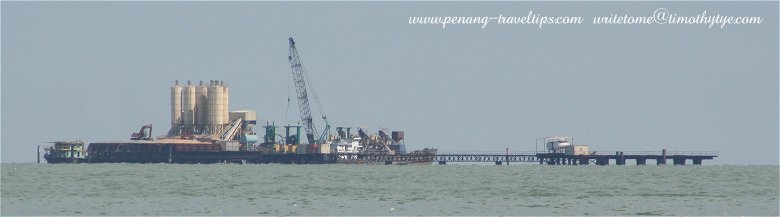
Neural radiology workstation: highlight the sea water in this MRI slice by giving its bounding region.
[1,163,778,215]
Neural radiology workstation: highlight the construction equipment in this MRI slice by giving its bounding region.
[287,37,330,145]
[130,124,153,140]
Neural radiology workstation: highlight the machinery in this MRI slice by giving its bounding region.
[351,128,405,155]
[287,37,330,145]
[538,136,589,155]
[542,136,571,153]
[130,124,153,140]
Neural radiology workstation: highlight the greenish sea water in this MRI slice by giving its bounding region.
[1,163,778,216]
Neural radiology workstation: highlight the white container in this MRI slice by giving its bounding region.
[220,140,240,151]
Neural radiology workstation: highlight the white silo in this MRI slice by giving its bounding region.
[223,83,229,123]
[170,80,182,135]
[182,81,196,134]
[207,80,225,133]
[195,81,208,133]
[216,81,225,125]
[207,81,216,126]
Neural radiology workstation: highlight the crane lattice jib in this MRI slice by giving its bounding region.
[288,37,317,144]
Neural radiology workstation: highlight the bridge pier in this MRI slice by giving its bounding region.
[579,158,589,165]
[438,161,446,165]
[693,158,702,165]
[636,158,646,165]
[657,157,666,165]
[660,149,667,165]
[673,158,686,165]
[495,161,503,165]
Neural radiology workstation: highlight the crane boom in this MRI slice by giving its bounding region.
[288,37,318,144]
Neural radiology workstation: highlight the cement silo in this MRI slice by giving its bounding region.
[182,81,196,134]
[170,80,182,135]
[195,81,208,133]
[207,80,225,133]
[216,81,225,125]
[223,83,229,124]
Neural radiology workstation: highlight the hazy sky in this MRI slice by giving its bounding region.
[2,2,777,164]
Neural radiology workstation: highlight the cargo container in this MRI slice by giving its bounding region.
[219,140,240,151]
[565,145,590,155]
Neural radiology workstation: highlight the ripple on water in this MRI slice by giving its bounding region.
[1,164,778,216]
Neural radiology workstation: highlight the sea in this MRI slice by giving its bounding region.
[1,163,778,216]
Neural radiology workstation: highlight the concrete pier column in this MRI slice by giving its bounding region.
[657,157,666,165]
[539,157,544,165]
[636,158,646,165]
[495,161,503,165]
[660,149,667,165]
[693,158,702,165]
[616,152,625,165]
[579,158,589,165]
[438,161,446,165]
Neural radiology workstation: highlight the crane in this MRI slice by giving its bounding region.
[288,37,330,145]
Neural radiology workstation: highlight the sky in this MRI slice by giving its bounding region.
[2,1,778,164]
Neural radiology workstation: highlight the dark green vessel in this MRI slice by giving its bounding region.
[43,141,87,163]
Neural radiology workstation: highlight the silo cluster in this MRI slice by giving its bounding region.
[169,80,230,136]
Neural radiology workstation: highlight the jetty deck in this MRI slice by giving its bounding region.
[430,150,718,165]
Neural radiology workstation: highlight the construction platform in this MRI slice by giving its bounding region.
[78,140,717,165]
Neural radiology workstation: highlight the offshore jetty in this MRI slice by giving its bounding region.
[40,38,718,165]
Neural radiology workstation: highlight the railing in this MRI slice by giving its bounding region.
[438,150,719,156]
[589,151,719,156]
[665,151,719,156]
[436,151,540,155]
